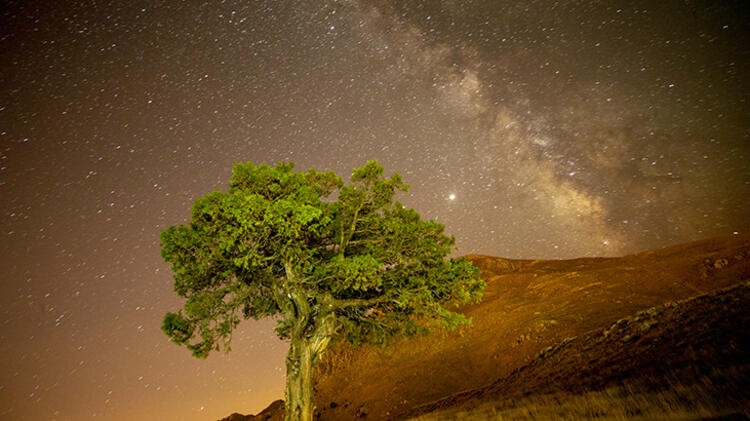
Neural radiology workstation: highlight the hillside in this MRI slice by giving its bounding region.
[224,234,750,420]
[409,280,750,420]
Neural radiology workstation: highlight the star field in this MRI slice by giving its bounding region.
[1,1,748,420]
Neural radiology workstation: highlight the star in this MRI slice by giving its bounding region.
[0,1,746,419]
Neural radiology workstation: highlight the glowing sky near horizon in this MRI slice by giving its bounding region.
[1,1,748,420]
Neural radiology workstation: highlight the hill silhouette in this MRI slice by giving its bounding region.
[222,234,750,420]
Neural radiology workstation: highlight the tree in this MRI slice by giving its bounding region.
[160,160,484,421]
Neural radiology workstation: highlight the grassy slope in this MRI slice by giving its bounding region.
[313,234,750,420]
[409,280,750,420]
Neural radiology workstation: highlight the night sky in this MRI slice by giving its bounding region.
[1,1,748,420]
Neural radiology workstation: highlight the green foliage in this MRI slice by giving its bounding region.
[160,160,484,358]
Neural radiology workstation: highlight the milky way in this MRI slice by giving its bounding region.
[1,1,748,420]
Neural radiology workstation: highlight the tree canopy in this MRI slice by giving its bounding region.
[160,160,484,420]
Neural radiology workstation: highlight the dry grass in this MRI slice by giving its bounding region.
[406,282,750,421]
[410,379,750,421]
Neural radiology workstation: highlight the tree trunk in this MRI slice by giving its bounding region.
[281,282,335,421]
[285,336,317,421]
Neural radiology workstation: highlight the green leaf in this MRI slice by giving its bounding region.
[160,159,484,359]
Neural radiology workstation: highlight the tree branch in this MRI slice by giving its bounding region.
[328,294,396,310]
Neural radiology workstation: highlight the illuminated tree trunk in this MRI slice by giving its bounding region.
[285,335,317,421]
[283,300,337,421]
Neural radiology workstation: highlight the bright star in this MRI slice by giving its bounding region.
[448,193,456,201]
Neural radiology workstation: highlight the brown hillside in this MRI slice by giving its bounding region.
[409,280,750,419]
[312,234,750,420]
